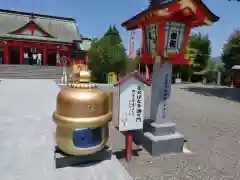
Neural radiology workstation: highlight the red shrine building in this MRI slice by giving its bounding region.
[0,9,91,66]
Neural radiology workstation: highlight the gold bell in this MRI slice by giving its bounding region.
[53,65,112,156]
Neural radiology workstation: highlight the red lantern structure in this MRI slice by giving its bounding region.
[122,0,219,65]
[121,0,219,156]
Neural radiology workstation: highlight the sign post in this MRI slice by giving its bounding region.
[114,71,150,163]
[125,131,133,163]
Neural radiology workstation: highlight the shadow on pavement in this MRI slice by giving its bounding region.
[181,86,240,102]
[55,146,112,169]
[113,148,142,159]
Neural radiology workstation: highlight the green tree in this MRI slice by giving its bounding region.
[220,30,240,85]
[221,29,240,71]
[206,60,216,71]
[173,33,211,82]
[215,61,225,72]
[104,26,112,36]
[104,25,123,46]
[185,47,198,63]
[188,33,211,72]
[178,46,198,81]
[87,28,129,83]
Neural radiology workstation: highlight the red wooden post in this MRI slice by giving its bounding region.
[19,47,23,64]
[83,52,87,65]
[43,47,47,65]
[4,45,9,64]
[66,47,71,66]
[125,131,133,163]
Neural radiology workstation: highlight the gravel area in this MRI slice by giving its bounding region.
[109,83,240,180]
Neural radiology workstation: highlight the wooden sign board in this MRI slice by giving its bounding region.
[114,75,146,132]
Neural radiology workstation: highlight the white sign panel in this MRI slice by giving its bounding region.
[118,77,144,132]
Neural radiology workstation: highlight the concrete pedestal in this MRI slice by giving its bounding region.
[141,120,184,156]
[136,58,184,156]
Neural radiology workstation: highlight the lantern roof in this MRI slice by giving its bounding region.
[115,70,151,87]
[122,0,220,30]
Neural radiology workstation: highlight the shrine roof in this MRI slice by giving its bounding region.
[0,9,84,43]
[122,0,220,28]
[2,34,71,43]
[115,70,151,87]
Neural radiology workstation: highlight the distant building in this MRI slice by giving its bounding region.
[230,53,240,87]
[0,9,91,66]
[232,65,240,88]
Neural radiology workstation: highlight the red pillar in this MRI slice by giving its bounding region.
[66,48,71,66]
[125,131,133,163]
[83,52,87,64]
[43,47,47,65]
[141,26,147,54]
[4,46,9,64]
[19,47,23,64]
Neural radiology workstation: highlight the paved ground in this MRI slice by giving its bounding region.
[0,79,132,180]
[3,80,240,180]
[108,83,240,180]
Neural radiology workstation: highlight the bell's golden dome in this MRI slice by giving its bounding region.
[53,65,112,129]
[52,65,112,156]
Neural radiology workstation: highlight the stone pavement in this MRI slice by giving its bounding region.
[0,79,132,180]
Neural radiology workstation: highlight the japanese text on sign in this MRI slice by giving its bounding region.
[119,80,144,132]
[136,86,142,123]
[127,86,143,123]
[162,73,169,119]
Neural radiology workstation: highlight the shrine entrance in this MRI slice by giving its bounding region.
[0,48,4,64]
[47,50,57,66]
[0,41,86,66]
[9,47,20,64]
[23,47,43,65]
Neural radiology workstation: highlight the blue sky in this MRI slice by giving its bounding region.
[1,0,240,57]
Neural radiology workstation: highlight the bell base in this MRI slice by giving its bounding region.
[54,146,112,169]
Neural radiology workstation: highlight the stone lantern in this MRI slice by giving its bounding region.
[122,0,219,155]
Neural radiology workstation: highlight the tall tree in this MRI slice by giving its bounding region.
[87,28,129,82]
[104,25,123,46]
[173,33,211,81]
[104,25,113,37]
[188,33,211,72]
[221,29,240,71]
[112,25,123,45]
